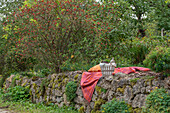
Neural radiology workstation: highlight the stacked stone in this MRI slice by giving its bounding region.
[4,71,170,113]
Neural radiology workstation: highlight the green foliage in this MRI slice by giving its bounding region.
[0,0,24,18]
[0,73,9,88]
[78,106,85,113]
[10,74,20,87]
[142,75,155,80]
[153,0,170,30]
[119,36,169,65]
[4,0,130,73]
[0,95,77,113]
[4,50,38,72]
[0,0,169,74]
[142,88,170,113]
[0,88,3,94]
[123,37,154,64]
[143,46,170,72]
[130,78,140,83]
[2,86,30,102]
[60,59,98,71]
[101,98,131,113]
[40,78,50,96]
[114,55,133,67]
[101,88,107,94]
[40,68,51,76]
[65,81,77,101]
[15,67,52,78]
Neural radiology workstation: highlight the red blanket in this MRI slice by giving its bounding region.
[81,67,150,102]
[80,72,102,102]
[112,67,150,75]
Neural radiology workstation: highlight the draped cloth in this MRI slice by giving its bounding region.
[80,72,102,102]
[81,67,150,102]
[112,67,150,75]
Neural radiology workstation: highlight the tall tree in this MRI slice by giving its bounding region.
[153,0,170,31]
[0,0,24,19]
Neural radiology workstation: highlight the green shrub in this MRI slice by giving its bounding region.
[20,71,36,78]
[0,88,3,94]
[40,68,51,76]
[2,86,30,101]
[123,37,154,64]
[142,88,170,113]
[119,36,169,65]
[65,81,77,101]
[143,46,170,72]
[60,59,97,72]
[101,98,131,113]
[5,50,38,72]
[8,74,21,87]
[19,68,51,78]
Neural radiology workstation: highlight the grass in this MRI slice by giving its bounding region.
[0,94,78,113]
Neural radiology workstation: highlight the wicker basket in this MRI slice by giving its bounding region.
[99,58,116,76]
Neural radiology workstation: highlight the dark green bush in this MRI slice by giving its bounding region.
[60,59,98,72]
[65,81,77,101]
[119,36,169,65]
[143,46,170,72]
[40,68,51,76]
[3,86,30,101]
[142,88,170,113]
[123,37,154,64]
[101,98,131,113]
[5,50,38,72]
[0,88,3,94]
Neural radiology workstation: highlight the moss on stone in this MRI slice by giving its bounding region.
[127,104,133,113]
[22,80,28,87]
[61,74,66,79]
[144,79,152,86]
[94,99,106,110]
[58,78,62,82]
[142,75,155,80]
[130,78,140,83]
[10,78,16,87]
[40,79,50,93]
[32,82,36,88]
[45,101,52,106]
[63,78,68,85]
[74,74,79,80]
[58,82,62,88]
[32,76,39,81]
[133,108,142,113]
[96,110,101,113]
[117,85,126,94]
[95,86,102,95]
[78,106,84,113]
[50,80,54,85]
[142,75,155,86]
[29,90,32,96]
[44,95,47,101]
[25,85,30,89]
[91,110,101,113]
[10,75,21,87]
[101,88,107,94]
[36,87,39,94]
[36,93,40,99]
[54,80,58,84]
[52,83,56,89]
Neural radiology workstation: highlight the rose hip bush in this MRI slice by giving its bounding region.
[3,0,124,72]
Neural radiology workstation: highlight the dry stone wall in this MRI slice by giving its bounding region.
[4,71,170,113]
